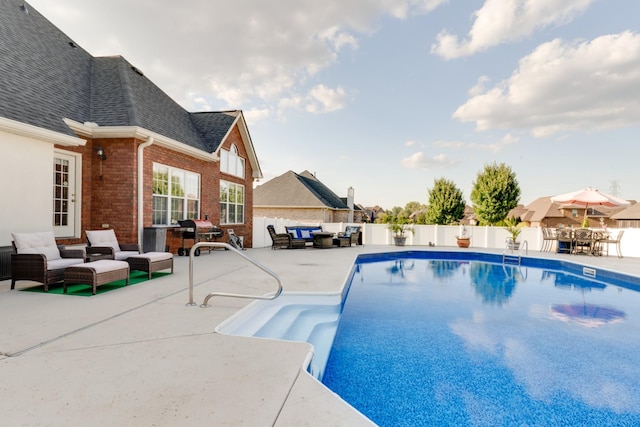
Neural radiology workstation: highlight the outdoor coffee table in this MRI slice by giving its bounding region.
[125,252,174,280]
[64,260,130,295]
[312,231,336,249]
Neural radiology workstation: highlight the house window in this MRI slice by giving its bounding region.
[220,144,245,179]
[571,209,578,218]
[152,163,200,225]
[220,181,244,224]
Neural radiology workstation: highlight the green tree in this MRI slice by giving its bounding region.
[470,162,521,225]
[403,201,423,219]
[425,178,466,225]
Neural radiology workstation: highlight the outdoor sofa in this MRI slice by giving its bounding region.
[10,231,86,292]
[285,225,324,245]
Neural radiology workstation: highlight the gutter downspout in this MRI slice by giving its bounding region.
[137,137,154,248]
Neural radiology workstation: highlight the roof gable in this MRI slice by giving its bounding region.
[190,111,238,152]
[254,170,349,209]
[297,171,349,209]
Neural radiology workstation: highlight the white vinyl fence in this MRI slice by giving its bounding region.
[253,216,640,258]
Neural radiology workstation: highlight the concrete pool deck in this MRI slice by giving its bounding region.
[2,245,640,426]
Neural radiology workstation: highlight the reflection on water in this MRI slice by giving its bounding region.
[427,259,463,279]
[470,262,521,306]
[551,303,626,328]
[385,259,414,281]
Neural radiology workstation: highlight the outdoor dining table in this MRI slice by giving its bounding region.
[555,228,608,256]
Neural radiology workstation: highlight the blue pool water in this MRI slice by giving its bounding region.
[321,253,640,426]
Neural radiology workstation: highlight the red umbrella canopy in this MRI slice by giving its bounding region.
[550,187,630,208]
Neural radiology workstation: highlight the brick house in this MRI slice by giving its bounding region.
[254,170,365,223]
[0,1,262,257]
[511,196,632,228]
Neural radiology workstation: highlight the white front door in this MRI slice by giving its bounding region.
[53,151,79,238]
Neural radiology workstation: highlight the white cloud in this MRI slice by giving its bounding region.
[243,108,271,125]
[453,31,640,136]
[431,0,592,59]
[434,135,519,153]
[28,0,443,118]
[402,152,458,169]
[305,85,348,113]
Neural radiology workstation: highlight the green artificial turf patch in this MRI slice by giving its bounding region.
[20,271,171,296]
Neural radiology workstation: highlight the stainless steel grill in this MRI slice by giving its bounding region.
[177,219,223,256]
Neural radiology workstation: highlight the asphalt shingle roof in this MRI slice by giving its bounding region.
[0,0,235,153]
[254,170,350,209]
[0,1,92,136]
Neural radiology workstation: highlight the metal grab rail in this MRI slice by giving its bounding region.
[502,239,528,265]
[186,241,283,307]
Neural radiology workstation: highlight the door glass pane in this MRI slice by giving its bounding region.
[53,158,70,226]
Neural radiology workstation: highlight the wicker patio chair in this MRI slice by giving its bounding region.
[267,225,305,249]
[11,231,86,292]
[86,229,140,260]
[338,226,361,246]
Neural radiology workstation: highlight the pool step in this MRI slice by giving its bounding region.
[216,293,342,380]
[306,320,340,380]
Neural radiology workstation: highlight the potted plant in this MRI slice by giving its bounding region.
[456,225,471,248]
[504,216,523,250]
[388,223,414,246]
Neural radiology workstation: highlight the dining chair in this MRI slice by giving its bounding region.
[601,230,625,258]
[556,228,574,254]
[573,228,593,255]
[541,228,556,252]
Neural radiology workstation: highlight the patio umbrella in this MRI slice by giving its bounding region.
[551,303,626,328]
[550,187,630,223]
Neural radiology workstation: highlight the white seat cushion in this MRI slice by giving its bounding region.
[128,252,173,262]
[48,258,84,270]
[12,231,61,261]
[114,251,141,261]
[86,230,121,252]
[78,260,129,273]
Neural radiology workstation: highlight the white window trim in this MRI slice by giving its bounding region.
[220,144,245,179]
[152,163,201,225]
[53,149,82,238]
[220,180,245,225]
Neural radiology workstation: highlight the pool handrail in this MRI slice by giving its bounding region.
[186,241,283,307]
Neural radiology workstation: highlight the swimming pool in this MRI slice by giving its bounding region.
[324,252,640,426]
[218,251,640,426]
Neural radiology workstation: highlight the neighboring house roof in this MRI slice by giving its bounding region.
[254,170,351,210]
[520,197,565,222]
[518,196,631,223]
[339,198,363,212]
[0,0,260,174]
[611,202,640,219]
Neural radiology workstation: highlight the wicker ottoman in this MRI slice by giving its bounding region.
[64,260,130,295]
[126,252,174,280]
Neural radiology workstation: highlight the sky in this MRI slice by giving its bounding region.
[27,0,640,209]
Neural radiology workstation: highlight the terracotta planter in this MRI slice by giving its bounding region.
[456,237,470,248]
